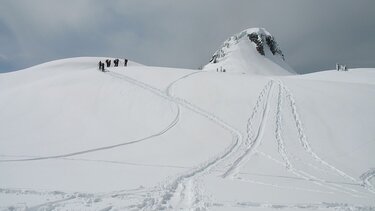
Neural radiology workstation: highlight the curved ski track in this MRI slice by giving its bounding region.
[0,104,180,162]
[106,71,244,210]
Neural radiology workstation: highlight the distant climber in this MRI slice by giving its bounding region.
[336,63,348,71]
[98,61,103,70]
[114,59,119,67]
[105,59,111,67]
[124,58,128,67]
[98,61,105,72]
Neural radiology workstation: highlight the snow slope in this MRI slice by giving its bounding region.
[295,68,375,85]
[0,57,374,210]
[203,28,295,75]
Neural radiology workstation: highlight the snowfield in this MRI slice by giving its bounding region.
[0,57,374,210]
[0,26,375,210]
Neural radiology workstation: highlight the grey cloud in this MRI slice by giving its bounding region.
[0,0,374,73]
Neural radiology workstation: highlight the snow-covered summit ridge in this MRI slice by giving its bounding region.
[212,28,285,61]
[203,27,295,75]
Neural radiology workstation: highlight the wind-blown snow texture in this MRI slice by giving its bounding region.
[0,29,375,210]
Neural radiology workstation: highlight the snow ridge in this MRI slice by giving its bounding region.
[203,28,294,75]
[209,28,284,64]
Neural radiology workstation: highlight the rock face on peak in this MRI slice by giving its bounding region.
[203,28,295,75]
[247,29,285,59]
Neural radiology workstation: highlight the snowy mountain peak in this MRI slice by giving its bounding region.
[204,27,295,75]
[246,28,285,59]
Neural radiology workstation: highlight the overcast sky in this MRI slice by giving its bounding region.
[1,0,374,74]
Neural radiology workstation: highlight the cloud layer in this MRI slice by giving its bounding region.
[1,0,374,73]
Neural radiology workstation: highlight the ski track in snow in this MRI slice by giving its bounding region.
[256,150,366,198]
[234,176,334,194]
[222,80,274,178]
[27,196,77,211]
[1,185,153,210]
[0,155,191,170]
[269,83,362,197]
[106,71,244,210]
[220,78,374,200]
[214,201,375,211]
[0,103,180,162]
[280,82,375,195]
[2,68,374,210]
[274,81,374,198]
[263,81,371,197]
[1,70,229,211]
[282,84,356,181]
[361,169,375,191]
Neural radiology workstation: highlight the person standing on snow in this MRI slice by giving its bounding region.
[98,61,102,70]
[106,59,112,67]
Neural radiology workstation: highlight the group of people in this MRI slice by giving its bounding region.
[216,66,226,73]
[336,63,348,71]
[98,58,128,72]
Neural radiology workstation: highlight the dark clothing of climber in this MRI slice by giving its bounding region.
[98,61,102,70]
[105,59,111,67]
[114,59,119,67]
